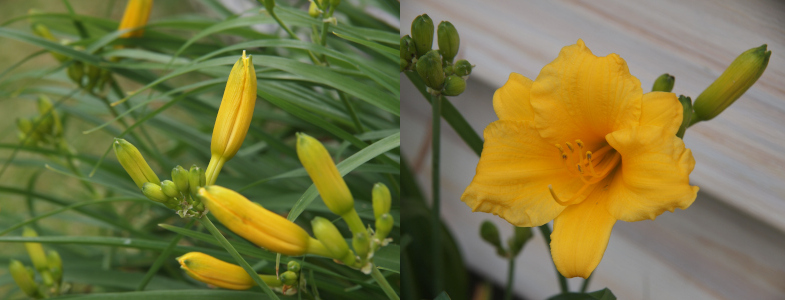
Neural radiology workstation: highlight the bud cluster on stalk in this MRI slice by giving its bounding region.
[297,133,395,274]
[401,14,474,97]
[479,221,533,259]
[9,227,65,298]
[16,95,65,149]
[308,0,341,20]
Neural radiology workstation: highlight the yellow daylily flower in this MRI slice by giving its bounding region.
[177,252,281,290]
[198,186,332,257]
[205,51,257,185]
[118,0,153,38]
[461,39,699,279]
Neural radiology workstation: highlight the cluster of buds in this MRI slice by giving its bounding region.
[297,133,395,273]
[308,0,340,20]
[177,252,301,295]
[401,14,473,96]
[113,139,207,218]
[9,227,64,298]
[479,221,533,259]
[17,95,64,149]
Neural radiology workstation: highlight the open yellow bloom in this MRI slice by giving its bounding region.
[205,51,257,185]
[198,186,332,257]
[118,0,153,38]
[177,252,281,290]
[461,40,699,279]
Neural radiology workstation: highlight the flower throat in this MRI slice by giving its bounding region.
[548,139,621,205]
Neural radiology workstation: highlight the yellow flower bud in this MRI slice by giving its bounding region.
[198,186,331,257]
[296,133,353,216]
[9,260,40,298]
[372,183,391,219]
[118,0,153,38]
[113,138,160,189]
[47,250,63,285]
[177,252,281,290]
[311,217,355,265]
[693,45,771,122]
[206,51,257,185]
[142,182,170,204]
[22,227,47,272]
[171,165,190,195]
[161,180,180,198]
[308,1,320,18]
[375,213,393,242]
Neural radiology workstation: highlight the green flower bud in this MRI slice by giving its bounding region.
[17,118,35,136]
[47,250,63,284]
[507,226,532,257]
[142,182,170,203]
[400,58,409,72]
[693,44,771,122]
[161,180,180,198]
[442,75,466,96]
[9,260,41,298]
[652,73,675,92]
[261,0,275,12]
[479,220,505,256]
[416,50,445,90]
[372,183,391,219]
[374,213,393,241]
[85,64,102,92]
[68,61,84,86]
[308,1,320,18]
[352,231,370,259]
[113,138,160,189]
[172,166,190,195]
[437,21,460,63]
[95,69,111,92]
[38,95,62,137]
[311,217,355,265]
[400,35,416,61]
[330,0,340,8]
[411,14,434,58]
[22,227,48,272]
[189,165,205,197]
[30,22,67,62]
[676,95,693,139]
[280,270,298,286]
[287,260,301,272]
[454,59,472,76]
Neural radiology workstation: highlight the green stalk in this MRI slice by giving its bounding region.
[538,224,568,293]
[580,273,592,293]
[431,93,442,294]
[136,219,196,291]
[201,216,281,300]
[505,257,515,300]
[370,263,400,300]
[339,92,364,133]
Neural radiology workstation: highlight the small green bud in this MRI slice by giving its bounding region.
[114,138,160,189]
[189,165,205,197]
[372,183,391,219]
[30,22,67,62]
[172,166,190,195]
[444,64,454,75]
[311,217,355,265]
[47,250,63,284]
[652,73,675,92]
[280,270,298,286]
[308,1,320,18]
[17,118,34,135]
[411,14,434,58]
[479,220,504,255]
[400,35,416,61]
[22,227,48,272]
[85,64,102,92]
[416,50,445,90]
[94,69,111,92]
[693,44,771,122]
[161,180,180,198]
[442,75,466,96]
[676,95,693,139]
[9,260,41,298]
[38,95,62,137]
[374,213,393,241]
[261,0,275,12]
[330,0,340,8]
[454,59,472,76]
[437,21,460,63]
[352,231,370,259]
[400,58,409,72]
[142,182,170,203]
[507,226,532,257]
[67,61,84,86]
[287,260,301,272]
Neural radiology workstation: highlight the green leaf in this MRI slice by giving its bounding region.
[50,290,268,299]
[434,291,452,300]
[333,31,398,60]
[588,288,617,300]
[374,244,400,273]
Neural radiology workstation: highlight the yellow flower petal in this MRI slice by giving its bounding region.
[551,184,616,279]
[461,120,589,227]
[639,92,682,134]
[605,126,699,222]
[493,73,535,121]
[118,0,153,38]
[531,39,642,151]
[178,252,254,290]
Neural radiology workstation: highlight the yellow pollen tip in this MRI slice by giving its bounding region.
[562,154,568,160]
[576,139,584,149]
[586,151,592,161]
[576,164,583,174]
[565,142,574,152]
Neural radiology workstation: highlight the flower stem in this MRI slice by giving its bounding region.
[431,93,443,294]
[136,218,196,291]
[505,256,516,300]
[201,216,280,300]
[580,273,592,293]
[370,263,400,300]
[538,224,569,293]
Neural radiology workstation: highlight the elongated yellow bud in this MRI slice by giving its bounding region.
[118,0,153,38]
[9,260,40,298]
[177,252,281,290]
[23,227,54,286]
[372,183,391,219]
[296,133,353,216]
[113,138,159,189]
[198,186,331,257]
[693,45,771,122]
[206,51,257,185]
